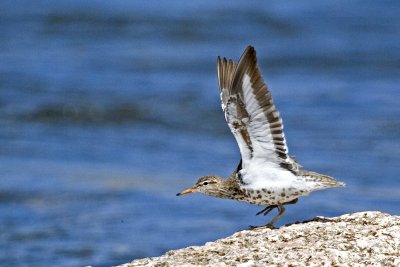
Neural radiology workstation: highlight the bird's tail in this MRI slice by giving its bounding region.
[300,170,345,188]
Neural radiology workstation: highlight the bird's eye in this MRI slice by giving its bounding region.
[202,182,209,186]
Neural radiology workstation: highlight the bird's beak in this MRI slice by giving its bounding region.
[176,187,196,196]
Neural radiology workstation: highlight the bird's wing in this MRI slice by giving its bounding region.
[217,46,298,172]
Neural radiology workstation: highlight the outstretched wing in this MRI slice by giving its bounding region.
[217,46,298,173]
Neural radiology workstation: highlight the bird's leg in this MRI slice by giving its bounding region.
[265,204,285,228]
[249,205,283,230]
[255,198,298,216]
[249,198,298,230]
[256,205,277,216]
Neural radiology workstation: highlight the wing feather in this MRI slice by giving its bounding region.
[217,46,299,173]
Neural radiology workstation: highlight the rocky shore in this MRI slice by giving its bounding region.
[117,211,400,266]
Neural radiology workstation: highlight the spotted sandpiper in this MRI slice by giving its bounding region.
[177,46,344,228]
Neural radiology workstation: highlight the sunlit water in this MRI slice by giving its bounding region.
[0,0,399,266]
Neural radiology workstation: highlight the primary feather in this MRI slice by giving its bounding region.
[217,46,300,182]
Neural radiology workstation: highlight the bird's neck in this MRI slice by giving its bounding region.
[209,176,241,199]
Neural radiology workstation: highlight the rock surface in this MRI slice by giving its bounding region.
[117,211,400,267]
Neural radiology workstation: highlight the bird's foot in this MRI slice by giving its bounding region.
[265,223,277,229]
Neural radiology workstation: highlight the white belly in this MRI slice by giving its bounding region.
[240,162,306,189]
[237,162,313,205]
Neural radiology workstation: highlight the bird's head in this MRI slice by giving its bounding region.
[176,176,226,198]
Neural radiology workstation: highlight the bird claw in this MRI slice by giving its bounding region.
[265,223,277,229]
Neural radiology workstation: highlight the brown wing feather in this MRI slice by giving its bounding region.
[232,46,288,160]
[217,57,236,110]
[218,46,300,173]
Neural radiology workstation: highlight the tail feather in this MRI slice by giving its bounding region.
[299,170,345,188]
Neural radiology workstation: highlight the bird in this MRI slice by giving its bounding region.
[177,46,345,228]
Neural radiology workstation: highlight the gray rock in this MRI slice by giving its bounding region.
[117,211,400,267]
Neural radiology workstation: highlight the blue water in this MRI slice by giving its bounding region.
[1,0,399,266]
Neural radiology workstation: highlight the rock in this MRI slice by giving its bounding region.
[117,211,400,267]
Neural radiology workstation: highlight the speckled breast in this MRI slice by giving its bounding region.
[234,187,304,206]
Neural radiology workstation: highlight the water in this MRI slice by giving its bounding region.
[1,0,399,266]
